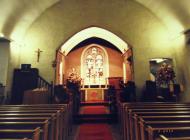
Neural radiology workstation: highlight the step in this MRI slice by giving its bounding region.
[74,116,114,123]
[74,116,118,123]
[80,101,110,106]
[76,114,113,118]
[74,114,117,123]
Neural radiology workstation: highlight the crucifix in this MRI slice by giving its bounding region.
[35,48,43,62]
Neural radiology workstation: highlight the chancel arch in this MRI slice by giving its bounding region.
[56,27,133,86]
[60,27,129,55]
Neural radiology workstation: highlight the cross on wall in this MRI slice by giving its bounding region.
[35,48,43,62]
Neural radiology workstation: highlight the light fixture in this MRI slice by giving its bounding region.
[0,33,4,37]
[184,29,190,45]
[184,29,190,35]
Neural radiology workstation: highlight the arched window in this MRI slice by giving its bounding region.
[82,45,108,85]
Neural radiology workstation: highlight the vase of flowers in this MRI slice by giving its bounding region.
[156,63,176,88]
[66,69,82,91]
[66,69,82,115]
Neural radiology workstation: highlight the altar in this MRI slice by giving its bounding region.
[81,86,107,102]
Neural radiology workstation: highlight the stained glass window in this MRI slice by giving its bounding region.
[83,46,105,85]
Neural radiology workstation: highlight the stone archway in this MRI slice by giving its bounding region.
[56,27,132,85]
[60,27,129,55]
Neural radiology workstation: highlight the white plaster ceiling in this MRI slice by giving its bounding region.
[135,0,190,34]
[0,0,189,41]
[0,0,60,41]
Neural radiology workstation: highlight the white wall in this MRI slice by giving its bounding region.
[0,42,9,86]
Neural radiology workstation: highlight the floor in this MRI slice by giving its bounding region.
[68,102,121,140]
[68,123,121,140]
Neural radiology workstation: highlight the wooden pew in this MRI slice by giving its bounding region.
[0,104,70,140]
[0,117,54,140]
[121,103,190,140]
[0,104,72,139]
[0,104,71,140]
[125,105,190,140]
[127,107,190,140]
[0,138,32,140]
[119,102,190,140]
[140,120,190,140]
[128,108,190,140]
[0,121,49,140]
[0,108,62,140]
[146,126,190,140]
[135,115,190,140]
[0,108,63,140]
[0,138,30,140]
[0,127,40,140]
[7,105,69,140]
[0,113,58,140]
[158,134,190,140]
[133,112,190,139]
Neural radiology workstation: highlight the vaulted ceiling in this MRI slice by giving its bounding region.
[0,0,189,42]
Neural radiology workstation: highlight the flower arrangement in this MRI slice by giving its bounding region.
[156,63,176,87]
[66,69,82,89]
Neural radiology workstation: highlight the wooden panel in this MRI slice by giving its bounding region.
[23,89,49,104]
[108,77,122,89]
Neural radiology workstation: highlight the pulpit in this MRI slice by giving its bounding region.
[0,86,5,104]
[11,68,39,104]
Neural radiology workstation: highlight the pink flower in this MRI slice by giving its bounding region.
[156,63,175,86]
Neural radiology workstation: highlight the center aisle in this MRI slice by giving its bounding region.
[76,104,114,140]
[77,123,113,140]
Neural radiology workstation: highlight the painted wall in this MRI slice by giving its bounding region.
[6,42,21,97]
[181,46,190,102]
[7,0,183,100]
[172,35,190,102]
[0,42,9,86]
[0,41,21,98]
[106,47,123,77]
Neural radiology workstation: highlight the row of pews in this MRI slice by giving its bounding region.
[118,102,190,140]
[0,104,72,140]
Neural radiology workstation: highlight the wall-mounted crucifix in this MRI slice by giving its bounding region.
[35,48,43,62]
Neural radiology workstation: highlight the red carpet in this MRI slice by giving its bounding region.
[77,123,113,140]
[80,106,109,114]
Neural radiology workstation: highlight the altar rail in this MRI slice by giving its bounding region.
[82,85,107,88]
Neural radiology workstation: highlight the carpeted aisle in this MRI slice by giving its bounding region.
[76,105,114,140]
[77,123,113,140]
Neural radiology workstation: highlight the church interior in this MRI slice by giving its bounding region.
[1,0,190,140]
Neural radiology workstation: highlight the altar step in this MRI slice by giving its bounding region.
[74,114,117,123]
[74,105,117,124]
[80,101,109,106]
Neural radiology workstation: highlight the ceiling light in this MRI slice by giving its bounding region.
[0,33,4,37]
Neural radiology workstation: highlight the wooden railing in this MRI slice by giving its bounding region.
[37,76,54,102]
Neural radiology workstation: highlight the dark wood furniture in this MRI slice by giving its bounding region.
[11,68,39,104]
